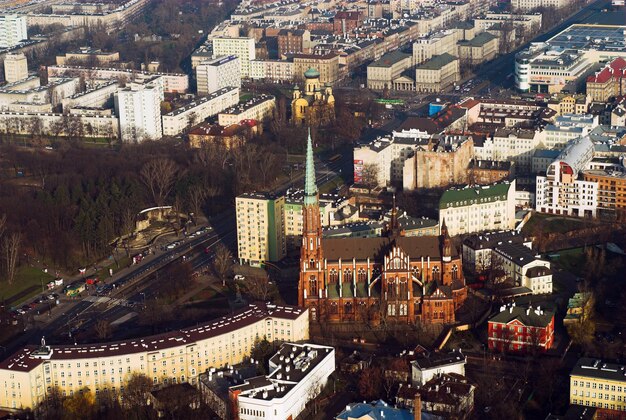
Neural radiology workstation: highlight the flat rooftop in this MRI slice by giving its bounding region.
[547,24,626,52]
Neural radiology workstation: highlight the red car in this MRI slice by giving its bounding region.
[86,277,100,285]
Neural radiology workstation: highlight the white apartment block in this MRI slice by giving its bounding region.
[511,0,567,11]
[3,53,28,83]
[61,81,119,111]
[212,37,256,78]
[0,304,309,410]
[236,192,286,266]
[0,77,80,109]
[536,135,598,218]
[196,55,240,96]
[353,136,421,187]
[439,181,516,237]
[544,114,598,149]
[249,59,294,82]
[231,343,335,420]
[162,86,239,136]
[0,15,27,48]
[115,82,163,143]
[0,111,118,138]
[475,128,547,175]
[218,94,275,126]
[411,350,466,387]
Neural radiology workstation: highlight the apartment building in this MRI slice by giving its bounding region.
[0,77,79,108]
[162,87,239,136]
[277,29,311,57]
[544,114,598,149]
[462,230,531,272]
[493,241,552,294]
[412,29,462,66]
[582,169,626,221]
[411,350,466,386]
[292,53,340,85]
[196,55,241,96]
[477,129,546,175]
[570,358,626,412]
[511,0,567,11]
[60,81,119,111]
[218,94,275,126]
[547,94,591,116]
[3,53,27,83]
[414,53,460,93]
[536,135,598,217]
[366,50,412,90]
[230,343,335,420]
[249,59,294,82]
[0,14,27,48]
[438,181,516,237]
[236,192,286,266]
[488,303,555,353]
[353,136,423,187]
[55,48,120,66]
[114,82,163,142]
[0,111,118,138]
[473,12,542,37]
[0,303,308,410]
[212,37,256,78]
[586,57,626,102]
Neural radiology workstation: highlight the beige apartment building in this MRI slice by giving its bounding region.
[292,53,340,85]
[212,37,256,78]
[3,53,27,83]
[56,48,120,66]
[0,304,309,410]
[414,53,460,92]
[511,0,567,11]
[458,32,499,66]
[217,94,275,127]
[236,192,286,266]
[570,358,626,412]
[412,29,462,66]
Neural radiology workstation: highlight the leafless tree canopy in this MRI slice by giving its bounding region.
[140,158,181,206]
[213,244,233,286]
[4,232,21,285]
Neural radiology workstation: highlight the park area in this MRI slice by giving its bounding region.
[0,266,54,307]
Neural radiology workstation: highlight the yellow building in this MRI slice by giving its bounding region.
[547,94,591,116]
[291,68,335,126]
[570,358,626,412]
[236,192,286,266]
[414,53,460,93]
[457,32,499,66]
[0,304,309,410]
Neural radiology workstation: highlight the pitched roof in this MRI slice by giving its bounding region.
[439,182,512,209]
[321,235,455,261]
[489,304,554,327]
[415,53,458,71]
[369,50,411,68]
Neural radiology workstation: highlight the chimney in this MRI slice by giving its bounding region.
[413,393,422,420]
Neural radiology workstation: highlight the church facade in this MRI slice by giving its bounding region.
[297,132,467,324]
[291,67,335,126]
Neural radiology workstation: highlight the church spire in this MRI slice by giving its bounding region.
[304,128,318,206]
[441,218,452,262]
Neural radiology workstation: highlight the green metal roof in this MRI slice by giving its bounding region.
[304,129,318,206]
[415,53,458,71]
[304,67,320,78]
[439,183,512,209]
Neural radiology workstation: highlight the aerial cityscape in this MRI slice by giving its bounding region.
[0,0,624,417]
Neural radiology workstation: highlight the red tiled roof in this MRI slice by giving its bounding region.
[587,58,626,83]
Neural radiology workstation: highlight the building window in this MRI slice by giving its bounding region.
[309,276,317,295]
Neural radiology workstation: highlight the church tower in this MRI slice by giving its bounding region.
[298,129,325,313]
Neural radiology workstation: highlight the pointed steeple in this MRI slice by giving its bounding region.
[441,218,452,262]
[304,128,318,206]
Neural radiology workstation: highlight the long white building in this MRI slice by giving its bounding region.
[212,37,256,78]
[162,86,239,136]
[0,303,309,410]
[115,82,163,142]
[196,55,240,96]
[0,15,27,48]
[231,343,334,420]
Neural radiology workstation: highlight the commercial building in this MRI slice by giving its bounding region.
[438,181,516,237]
[236,192,286,266]
[0,303,309,410]
[162,87,239,136]
[488,303,555,353]
[218,94,275,127]
[212,37,256,78]
[411,349,466,386]
[0,14,27,48]
[230,343,335,420]
[196,55,241,96]
[366,50,413,90]
[536,135,598,217]
[414,53,460,93]
[3,52,27,83]
[114,82,163,142]
[570,358,626,412]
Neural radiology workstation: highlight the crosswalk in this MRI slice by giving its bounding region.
[83,296,130,307]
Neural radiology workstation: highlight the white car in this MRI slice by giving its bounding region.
[234,275,245,281]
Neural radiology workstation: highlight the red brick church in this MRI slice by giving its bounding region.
[297,132,467,324]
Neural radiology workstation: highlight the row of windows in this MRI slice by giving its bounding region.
[573,381,623,392]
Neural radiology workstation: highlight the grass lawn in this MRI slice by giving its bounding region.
[93,256,132,280]
[0,266,54,306]
[522,213,585,235]
[549,247,585,275]
[319,176,344,194]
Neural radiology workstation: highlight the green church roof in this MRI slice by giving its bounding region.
[304,67,320,78]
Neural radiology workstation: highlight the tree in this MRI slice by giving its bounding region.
[213,243,233,287]
[245,274,272,301]
[4,232,21,285]
[358,367,383,400]
[250,337,274,375]
[140,158,181,206]
[63,388,96,419]
[121,373,152,418]
[360,163,379,189]
[95,319,112,340]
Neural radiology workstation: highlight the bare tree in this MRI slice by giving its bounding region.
[213,243,233,287]
[246,274,272,301]
[139,158,181,206]
[360,163,379,189]
[94,319,112,340]
[121,372,152,415]
[4,232,21,285]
